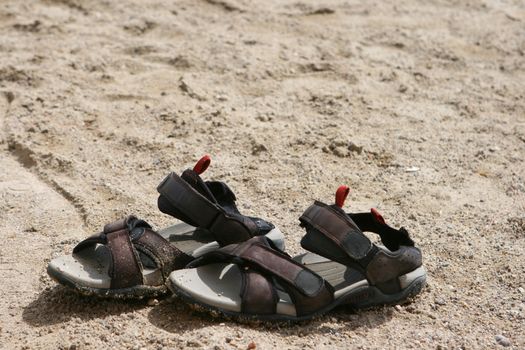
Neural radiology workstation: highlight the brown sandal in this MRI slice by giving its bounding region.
[167,186,425,321]
[47,156,284,298]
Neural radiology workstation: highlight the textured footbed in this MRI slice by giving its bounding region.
[47,224,285,297]
[167,249,427,321]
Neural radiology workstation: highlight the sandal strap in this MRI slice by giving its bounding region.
[134,228,193,279]
[348,211,414,251]
[157,171,257,246]
[299,201,374,264]
[103,217,128,234]
[72,234,106,253]
[157,171,222,229]
[189,236,334,316]
[106,225,143,289]
[73,216,192,289]
[73,216,134,253]
[241,270,278,315]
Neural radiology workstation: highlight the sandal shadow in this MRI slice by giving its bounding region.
[147,296,222,334]
[147,295,395,335]
[22,285,147,327]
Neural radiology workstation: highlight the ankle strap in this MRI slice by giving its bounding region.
[299,201,374,264]
[157,171,258,246]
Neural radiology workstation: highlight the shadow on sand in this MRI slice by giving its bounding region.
[22,285,149,327]
[23,286,401,336]
[147,295,396,336]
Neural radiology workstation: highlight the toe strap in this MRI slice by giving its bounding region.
[72,216,192,289]
[106,225,143,289]
[189,236,334,316]
[241,270,277,315]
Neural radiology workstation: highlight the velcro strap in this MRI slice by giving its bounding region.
[157,172,222,229]
[189,236,334,315]
[107,228,143,289]
[241,270,277,315]
[237,242,325,297]
[300,202,372,261]
[195,237,326,297]
[207,213,254,246]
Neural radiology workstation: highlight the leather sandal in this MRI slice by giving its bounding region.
[47,156,284,298]
[166,186,425,321]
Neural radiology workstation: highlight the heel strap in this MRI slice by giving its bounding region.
[299,201,374,263]
[157,172,255,246]
[158,172,222,229]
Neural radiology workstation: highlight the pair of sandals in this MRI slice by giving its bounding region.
[47,156,426,322]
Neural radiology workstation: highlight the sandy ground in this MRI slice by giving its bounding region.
[0,0,524,348]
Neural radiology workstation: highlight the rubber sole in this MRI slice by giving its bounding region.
[47,264,168,299]
[166,268,427,323]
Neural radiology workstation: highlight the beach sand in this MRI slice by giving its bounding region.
[0,0,524,348]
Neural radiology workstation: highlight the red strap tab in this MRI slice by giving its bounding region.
[193,155,211,175]
[335,185,350,208]
[371,208,386,224]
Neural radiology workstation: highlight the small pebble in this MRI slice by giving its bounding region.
[495,335,511,347]
[347,142,363,154]
[405,166,420,172]
[247,341,256,350]
[435,298,446,306]
[147,299,159,306]
[186,340,202,347]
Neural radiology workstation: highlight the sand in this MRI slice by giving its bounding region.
[0,0,524,349]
